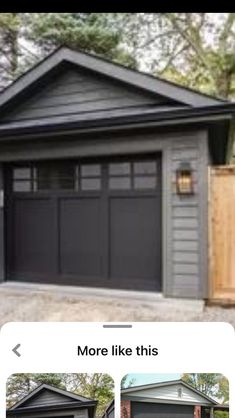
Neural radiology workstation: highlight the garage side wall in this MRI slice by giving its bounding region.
[164,131,209,299]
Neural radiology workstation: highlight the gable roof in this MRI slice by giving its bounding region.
[0,46,224,111]
[0,46,234,166]
[121,379,218,406]
[9,383,94,411]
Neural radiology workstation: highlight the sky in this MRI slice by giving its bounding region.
[124,373,181,387]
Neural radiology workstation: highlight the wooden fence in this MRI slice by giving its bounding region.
[209,166,235,303]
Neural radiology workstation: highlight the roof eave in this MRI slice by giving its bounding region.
[121,395,216,407]
[8,383,94,410]
[0,103,234,141]
[121,380,219,406]
[7,400,97,415]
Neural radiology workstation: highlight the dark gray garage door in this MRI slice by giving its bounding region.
[6,155,162,291]
[131,401,194,418]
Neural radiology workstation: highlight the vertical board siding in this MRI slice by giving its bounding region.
[209,166,235,302]
[170,136,205,298]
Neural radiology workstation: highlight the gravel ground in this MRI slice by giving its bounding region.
[0,285,235,327]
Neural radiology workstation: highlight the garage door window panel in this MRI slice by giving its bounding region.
[13,167,33,192]
[108,160,158,191]
[133,161,158,190]
[13,164,76,192]
[37,163,76,191]
[108,162,131,190]
[80,164,101,191]
[13,180,32,192]
[134,161,157,175]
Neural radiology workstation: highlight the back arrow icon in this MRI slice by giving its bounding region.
[12,344,21,357]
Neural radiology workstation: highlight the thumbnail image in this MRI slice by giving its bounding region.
[121,373,229,418]
[6,373,114,418]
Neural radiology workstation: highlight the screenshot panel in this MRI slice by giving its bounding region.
[0,322,234,418]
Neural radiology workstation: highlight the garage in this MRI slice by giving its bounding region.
[6,155,162,290]
[121,380,228,418]
[0,45,234,298]
[132,401,194,418]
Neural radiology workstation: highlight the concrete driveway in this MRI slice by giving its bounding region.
[0,282,235,326]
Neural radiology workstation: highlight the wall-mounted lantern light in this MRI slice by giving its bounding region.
[176,162,194,195]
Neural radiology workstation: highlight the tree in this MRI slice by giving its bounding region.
[182,373,229,403]
[0,13,135,89]
[121,374,136,388]
[123,13,235,98]
[217,376,229,404]
[6,373,65,408]
[25,13,136,66]
[182,374,229,418]
[182,373,222,397]
[2,13,235,100]
[6,373,114,418]
[62,373,114,418]
[0,13,21,86]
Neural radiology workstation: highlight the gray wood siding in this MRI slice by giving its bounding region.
[1,68,173,124]
[22,389,77,407]
[167,133,208,298]
[0,129,208,299]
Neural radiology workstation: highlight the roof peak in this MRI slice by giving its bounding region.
[9,382,95,411]
[0,45,224,112]
[121,379,218,405]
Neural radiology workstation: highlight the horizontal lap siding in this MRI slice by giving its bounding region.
[2,68,164,123]
[169,136,207,298]
[22,389,76,407]
[127,383,211,404]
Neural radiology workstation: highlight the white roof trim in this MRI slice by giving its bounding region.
[121,380,218,405]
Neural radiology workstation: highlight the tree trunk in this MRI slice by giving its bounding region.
[215,70,232,99]
[9,14,18,77]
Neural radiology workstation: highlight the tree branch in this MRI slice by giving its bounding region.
[164,13,214,77]
[158,44,188,74]
[218,13,235,50]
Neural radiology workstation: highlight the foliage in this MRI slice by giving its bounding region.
[62,373,114,417]
[25,14,123,58]
[214,412,229,418]
[2,13,235,99]
[0,13,136,89]
[181,373,229,405]
[121,374,136,388]
[216,375,229,404]
[122,13,235,98]
[182,373,222,397]
[0,13,21,85]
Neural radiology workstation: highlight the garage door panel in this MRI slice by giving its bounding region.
[132,402,194,418]
[12,198,56,275]
[110,197,161,289]
[59,198,103,277]
[7,156,162,290]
